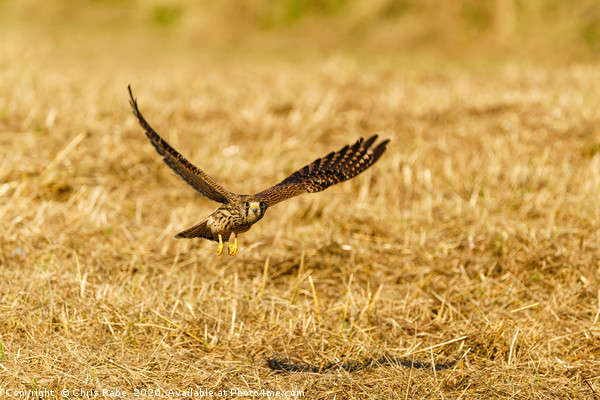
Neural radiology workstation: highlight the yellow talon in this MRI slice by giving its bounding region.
[216,234,224,256]
[228,235,238,256]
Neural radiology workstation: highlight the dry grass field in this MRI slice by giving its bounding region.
[2,3,600,399]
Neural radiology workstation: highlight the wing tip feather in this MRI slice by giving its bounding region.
[127,84,137,111]
[371,136,390,160]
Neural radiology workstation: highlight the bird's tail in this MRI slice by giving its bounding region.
[175,220,231,242]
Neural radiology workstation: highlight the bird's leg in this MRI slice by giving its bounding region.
[228,233,238,256]
[216,234,224,256]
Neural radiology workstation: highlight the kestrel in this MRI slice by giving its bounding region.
[128,85,389,256]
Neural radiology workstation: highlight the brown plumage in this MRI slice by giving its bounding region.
[128,85,390,255]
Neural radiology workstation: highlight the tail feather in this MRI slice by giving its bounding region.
[175,220,231,242]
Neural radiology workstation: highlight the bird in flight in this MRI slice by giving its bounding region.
[128,85,389,256]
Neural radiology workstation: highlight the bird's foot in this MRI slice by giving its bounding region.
[228,236,238,256]
[228,244,237,256]
[217,234,224,256]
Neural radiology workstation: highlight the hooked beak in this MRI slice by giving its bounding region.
[250,205,259,212]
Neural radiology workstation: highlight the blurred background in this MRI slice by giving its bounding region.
[2,0,600,65]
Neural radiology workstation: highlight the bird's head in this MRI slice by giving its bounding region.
[242,198,267,223]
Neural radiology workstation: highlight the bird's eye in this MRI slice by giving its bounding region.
[245,202,250,208]
[260,201,265,208]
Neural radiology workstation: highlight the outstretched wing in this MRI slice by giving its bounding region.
[254,135,389,206]
[128,85,235,204]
